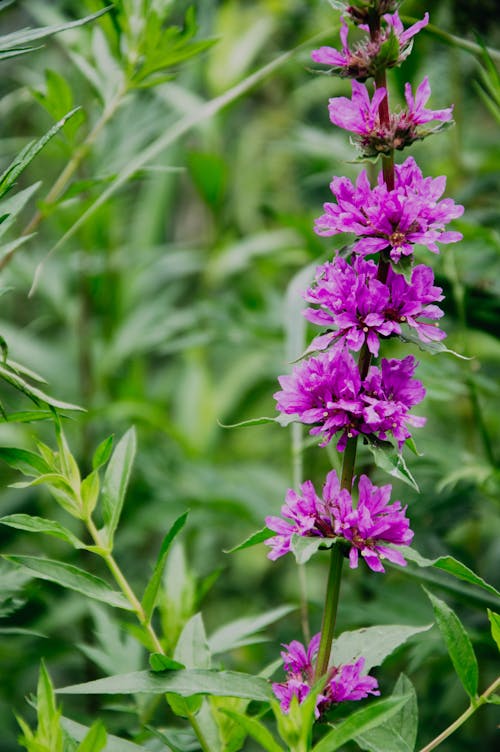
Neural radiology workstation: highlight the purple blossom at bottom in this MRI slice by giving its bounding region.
[303,256,445,356]
[272,633,379,715]
[314,156,463,262]
[327,77,453,156]
[311,11,429,81]
[265,470,413,573]
[274,349,425,450]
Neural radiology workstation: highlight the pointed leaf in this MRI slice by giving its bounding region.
[225,526,272,554]
[0,8,110,52]
[425,589,479,699]
[488,610,500,652]
[355,675,418,752]
[290,534,337,564]
[0,447,51,476]
[333,624,432,673]
[366,440,419,492]
[209,605,295,655]
[76,720,107,752]
[221,709,285,752]
[3,555,133,611]
[92,435,114,470]
[62,717,147,751]
[101,428,137,547]
[0,514,87,548]
[141,511,188,620]
[149,654,185,672]
[0,362,83,411]
[403,547,500,600]
[57,669,272,701]
[312,696,411,752]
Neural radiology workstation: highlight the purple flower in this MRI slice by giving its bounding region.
[332,474,414,573]
[328,77,453,155]
[265,470,414,573]
[304,256,446,354]
[272,634,379,715]
[265,470,349,559]
[312,12,428,81]
[314,156,463,262]
[274,349,425,449]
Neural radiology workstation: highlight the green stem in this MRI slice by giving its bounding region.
[85,516,164,654]
[292,421,311,644]
[418,676,500,752]
[187,711,213,752]
[313,545,344,680]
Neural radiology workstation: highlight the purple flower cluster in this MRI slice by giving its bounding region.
[327,77,453,156]
[265,470,413,572]
[304,256,445,355]
[314,156,463,262]
[274,349,425,450]
[312,12,429,81]
[272,633,379,714]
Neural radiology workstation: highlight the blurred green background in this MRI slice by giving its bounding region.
[0,0,499,749]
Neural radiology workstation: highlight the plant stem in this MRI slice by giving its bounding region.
[292,421,311,644]
[314,545,344,680]
[85,516,164,654]
[418,676,500,752]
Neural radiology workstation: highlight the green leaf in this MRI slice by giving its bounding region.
[13,473,81,517]
[208,605,294,655]
[3,555,133,611]
[0,447,51,476]
[62,717,148,751]
[403,547,500,600]
[149,654,185,672]
[290,534,337,564]
[220,709,285,752]
[0,109,82,199]
[333,624,432,672]
[0,8,111,54]
[355,675,418,752]
[0,514,87,549]
[92,435,114,470]
[81,470,100,516]
[141,510,188,621]
[101,427,137,548]
[488,610,500,652]
[57,669,272,702]
[187,151,227,209]
[399,328,469,359]
[312,696,411,752]
[219,414,296,430]
[225,526,272,553]
[168,613,211,717]
[365,439,419,491]
[76,720,107,752]
[425,589,479,699]
[0,361,83,412]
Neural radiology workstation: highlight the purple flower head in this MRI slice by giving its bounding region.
[265,470,414,573]
[328,76,453,156]
[312,12,428,81]
[332,474,414,572]
[274,349,425,449]
[304,256,446,354]
[265,470,349,559]
[272,634,379,715]
[314,156,463,262]
[362,355,426,447]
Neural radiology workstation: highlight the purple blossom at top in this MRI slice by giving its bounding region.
[314,156,463,262]
[312,12,429,81]
[328,77,453,156]
[274,349,425,450]
[265,469,414,573]
[272,633,379,715]
[303,255,446,355]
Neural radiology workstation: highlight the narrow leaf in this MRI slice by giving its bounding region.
[225,526,272,553]
[366,440,419,492]
[0,447,51,476]
[425,589,479,698]
[487,610,500,652]
[312,696,411,752]
[0,514,87,548]
[0,362,83,411]
[101,427,137,547]
[0,8,110,52]
[141,511,188,620]
[57,669,272,702]
[355,675,418,752]
[208,605,294,655]
[403,547,500,600]
[221,709,285,752]
[149,654,185,672]
[76,720,107,752]
[92,435,114,470]
[4,555,133,611]
[62,717,147,751]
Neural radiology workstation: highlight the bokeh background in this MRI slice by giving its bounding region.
[0,0,499,749]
